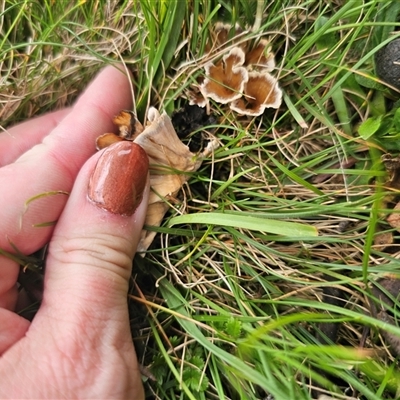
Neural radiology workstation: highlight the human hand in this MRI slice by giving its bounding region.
[0,66,148,399]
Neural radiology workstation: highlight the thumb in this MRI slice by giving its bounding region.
[34,140,149,330]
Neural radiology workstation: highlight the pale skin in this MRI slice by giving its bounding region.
[0,66,147,399]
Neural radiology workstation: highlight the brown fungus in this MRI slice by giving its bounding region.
[209,22,245,52]
[245,39,275,72]
[230,71,282,116]
[190,23,282,115]
[96,132,125,150]
[95,110,144,150]
[201,47,248,104]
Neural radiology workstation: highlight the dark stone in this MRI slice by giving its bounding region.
[375,38,400,89]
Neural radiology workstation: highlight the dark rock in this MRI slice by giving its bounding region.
[375,38,400,89]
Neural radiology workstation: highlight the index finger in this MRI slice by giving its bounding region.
[0,108,71,167]
[0,64,133,255]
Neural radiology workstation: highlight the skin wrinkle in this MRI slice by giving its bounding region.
[42,264,128,316]
[4,327,138,398]
[37,270,135,395]
[25,306,129,396]
[53,334,100,380]
[32,348,65,398]
[31,299,126,361]
[1,345,50,398]
[41,252,131,326]
[45,274,128,329]
[51,232,134,279]
[47,327,133,397]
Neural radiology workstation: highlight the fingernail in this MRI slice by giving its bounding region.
[88,141,149,215]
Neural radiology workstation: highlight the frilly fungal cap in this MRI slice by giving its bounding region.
[245,39,275,72]
[201,47,248,104]
[191,23,282,115]
[230,71,282,116]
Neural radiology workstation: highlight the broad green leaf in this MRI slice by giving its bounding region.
[358,116,382,140]
[314,16,337,51]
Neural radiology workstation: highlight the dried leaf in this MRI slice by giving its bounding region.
[373,230,394,249]
[134,108,217,252]
[387,202,400,232]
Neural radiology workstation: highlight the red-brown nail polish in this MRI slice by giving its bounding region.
[88,141,149,215]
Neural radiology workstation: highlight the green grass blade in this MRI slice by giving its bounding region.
[168,212,318,237]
